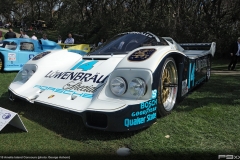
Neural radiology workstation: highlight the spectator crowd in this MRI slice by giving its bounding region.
[0,28,76,46]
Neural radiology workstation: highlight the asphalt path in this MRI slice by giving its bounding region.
[211,70,240,75]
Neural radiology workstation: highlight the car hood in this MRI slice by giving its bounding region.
[9,53,125,113]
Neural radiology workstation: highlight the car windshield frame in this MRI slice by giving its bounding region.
[88,32,169,55]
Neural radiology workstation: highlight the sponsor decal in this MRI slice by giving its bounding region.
[128,49,156,61]
[151,89,157,99]
[32,51,51,60]
[45,71,108,84]
[188,59,208,88]
[34,85,93,99]
[29,54,35,60]
[181,79,188,96]
[63,81,104,93]
[119,32,154,38]
[188,62,195,88]
[196,58,208,72]
[7,64,19,67]
[124,89,157,128]
[2,113,11,120]
[48,95,55,99]
[8,53,16,61]
[71,60,98,71]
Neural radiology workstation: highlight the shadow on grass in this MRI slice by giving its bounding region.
[175,74,240,112]
[0,92,143,141]
[0,124,24,134]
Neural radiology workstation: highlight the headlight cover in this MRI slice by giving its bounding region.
[129,78,147,97]
[21,69,28,82]
[13,64,37,83]
[110,77,127,96]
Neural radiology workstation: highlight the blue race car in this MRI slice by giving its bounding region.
[0,38,62,71]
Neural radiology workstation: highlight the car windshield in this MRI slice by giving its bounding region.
[0,41,17,50]
[88,32,169,55]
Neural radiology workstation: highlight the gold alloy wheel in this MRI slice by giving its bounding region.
[160,58,178,112]
[162,69,171,103]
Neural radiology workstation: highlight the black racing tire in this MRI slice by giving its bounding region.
[157,57,178,117]
[0,54,4,72]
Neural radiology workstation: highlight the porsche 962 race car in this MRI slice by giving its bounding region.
[8,32,216,132]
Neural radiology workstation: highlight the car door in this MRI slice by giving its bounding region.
[3,41,19,68]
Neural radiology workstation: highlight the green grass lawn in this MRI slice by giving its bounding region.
[0,58,239,160]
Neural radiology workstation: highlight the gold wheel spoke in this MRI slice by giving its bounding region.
[161,63,174,103]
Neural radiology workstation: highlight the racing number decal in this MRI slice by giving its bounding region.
[188,63,195,89]
[70,60,98,71]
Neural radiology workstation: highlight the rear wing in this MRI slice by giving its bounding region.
[179,42,216,57]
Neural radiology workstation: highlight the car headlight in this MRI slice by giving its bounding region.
[129,78,147,97]
[110,77,127,96]
[22,69,35,83]
[13,64,37,83]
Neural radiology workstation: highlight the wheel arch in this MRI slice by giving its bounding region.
[0,52,4,71]
[152,52,186,91]
[170,53,188,102]
[151,52,186,117]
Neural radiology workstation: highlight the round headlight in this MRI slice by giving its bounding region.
[110,77,127,96]
[129,78,146,97]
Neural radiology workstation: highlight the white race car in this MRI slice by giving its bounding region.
[8,32,216,132]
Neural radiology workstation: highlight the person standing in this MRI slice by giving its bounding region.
[228,37,240,71]
[4,28,16,39]
[31,33,37,40]
[22,31,30,38]
[19,30,24,38]
[41,34,48,40]
[64,33,74,44]
[98,39,104,46]
[57,35,62,44]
